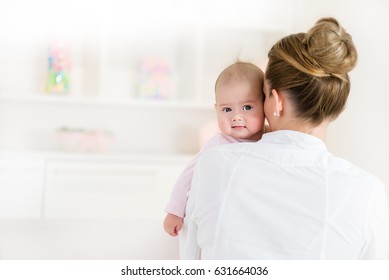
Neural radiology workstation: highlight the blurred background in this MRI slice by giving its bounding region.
[0,0,388,259]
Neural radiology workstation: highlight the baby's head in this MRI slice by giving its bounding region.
[214,61,265,141]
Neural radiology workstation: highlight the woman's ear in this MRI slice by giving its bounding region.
[271,89,284,117]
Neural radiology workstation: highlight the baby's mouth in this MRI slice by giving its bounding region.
[232,125,246,129]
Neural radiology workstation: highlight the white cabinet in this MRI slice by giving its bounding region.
[0,152,190,219]
[0,152,189,259]
[44,156,188,219]
[0,155,45,218]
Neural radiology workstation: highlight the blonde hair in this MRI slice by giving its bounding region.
[266,17,358,124]
[215,61,265,101]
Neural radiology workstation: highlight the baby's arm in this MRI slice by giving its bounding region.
[164,156,198,236]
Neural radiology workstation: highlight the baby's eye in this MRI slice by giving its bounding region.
[222,107,232,113]
[243,105,253,111]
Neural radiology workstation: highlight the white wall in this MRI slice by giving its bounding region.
[292,0,389,187]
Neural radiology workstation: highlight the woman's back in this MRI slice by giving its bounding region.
[181,130,388,259]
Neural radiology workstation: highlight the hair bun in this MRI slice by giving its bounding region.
[304,17,357,77]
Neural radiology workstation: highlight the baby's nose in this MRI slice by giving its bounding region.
[232,115,243,122]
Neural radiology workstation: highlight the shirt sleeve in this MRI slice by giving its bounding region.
[360,181,389,259]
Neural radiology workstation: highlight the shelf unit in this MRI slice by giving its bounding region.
[0,0,292,154]
[0,1,290,108]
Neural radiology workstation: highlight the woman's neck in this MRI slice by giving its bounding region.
[275,118,330,142]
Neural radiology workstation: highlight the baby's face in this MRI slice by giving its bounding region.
[215,80,265,141]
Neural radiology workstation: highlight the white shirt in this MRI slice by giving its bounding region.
[180,130,389,259]
[165,133,246,218]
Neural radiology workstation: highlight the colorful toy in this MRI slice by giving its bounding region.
[45,45,71,94]
[136,58,175,99]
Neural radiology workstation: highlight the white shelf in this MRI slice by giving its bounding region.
[0,94,213,110]
[0,149,194,163]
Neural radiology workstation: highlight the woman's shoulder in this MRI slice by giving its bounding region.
[327,154,385,188]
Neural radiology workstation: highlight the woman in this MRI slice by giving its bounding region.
[180,17,389,259]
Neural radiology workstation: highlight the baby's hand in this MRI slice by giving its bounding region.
[163,213,183,237]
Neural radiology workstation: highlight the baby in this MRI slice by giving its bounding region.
[164,61,265,236]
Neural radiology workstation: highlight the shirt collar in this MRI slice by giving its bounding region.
[260,130,328,151]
